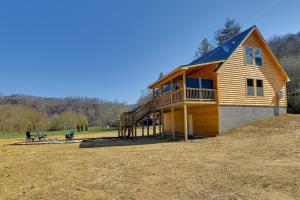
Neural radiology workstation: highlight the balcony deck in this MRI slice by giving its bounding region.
[119,88,217,128]
[152,88,217,109]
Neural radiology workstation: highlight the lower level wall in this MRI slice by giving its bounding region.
[163,105,219,136]
[219,105,287,133]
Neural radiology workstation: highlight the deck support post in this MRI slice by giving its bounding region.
[183,72,188,142]
[159,112,162,135]
[147,117,150,137]
[134,125,137,138]
[171,106,175,139]
[142,121,144,137]
[124,127,127,138]
[183,103,188,142]
[153,112,156,136]
[160,108,164,136]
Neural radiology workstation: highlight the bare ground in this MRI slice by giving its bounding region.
[0,114,299,200]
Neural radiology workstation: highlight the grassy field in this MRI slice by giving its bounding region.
[0,127,117,139]
[0,114,299,200]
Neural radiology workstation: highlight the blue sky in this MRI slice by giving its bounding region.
[0,0,299,104]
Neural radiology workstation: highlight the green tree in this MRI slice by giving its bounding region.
[158,72,164,80]
[61,111,78,130]
[76,113,88,131]
[194,38,214,60]
[215,18,241,45]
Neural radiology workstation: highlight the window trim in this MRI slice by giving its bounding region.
[245,78,264,97]
[244,46,263,67]
[245,47,254,66]
[256,79,264,96]
[254,48,263,67]
[246,78,255,96]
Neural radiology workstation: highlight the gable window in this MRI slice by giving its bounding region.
[245,47,263,66]
[256,80,264,96]
[247,79,255,96]
[255,49,262,66]
[245,47,253,65]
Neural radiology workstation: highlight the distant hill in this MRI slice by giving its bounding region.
[0,95,132,127]
[268,31,300,113]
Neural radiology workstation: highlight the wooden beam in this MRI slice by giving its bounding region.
[147,118,149,137]
[170,80,173,103]
[183,72,187,101]
[171,106,175,139]
[153,112,156,136]
[161,108,164,136]
[142,121,144,137]
[183,104,188,142]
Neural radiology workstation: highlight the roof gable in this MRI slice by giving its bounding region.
[184,26,255,67]
[216,26,289,81]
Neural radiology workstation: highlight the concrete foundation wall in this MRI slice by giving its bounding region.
[219,105,287,133]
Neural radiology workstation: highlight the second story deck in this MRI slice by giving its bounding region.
[152,87,217,109]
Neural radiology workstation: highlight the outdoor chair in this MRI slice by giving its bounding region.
[38,132,47,141]
[65,131,75,141]
[26,131,35,142]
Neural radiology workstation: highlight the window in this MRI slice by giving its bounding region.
[247,79,255,96]
[256,80,264,96]
[163,84,171,93]
[245,47,253,65]
[245,47,263,66]
[186,78,213,89]
[186,78,200,88]
[255,49,262,66]
[172,81,178,90]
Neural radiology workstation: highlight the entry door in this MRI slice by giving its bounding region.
[188,115,193,136]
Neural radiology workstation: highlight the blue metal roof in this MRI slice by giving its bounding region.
[183,26,256,67]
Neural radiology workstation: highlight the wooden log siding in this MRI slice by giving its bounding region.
[218,31,287,107]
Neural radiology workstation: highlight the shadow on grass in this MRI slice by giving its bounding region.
[79,136,179,148]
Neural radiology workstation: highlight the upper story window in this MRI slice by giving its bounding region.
[245,47,263,67]
[255,49,262,66]
[245,47,253,65]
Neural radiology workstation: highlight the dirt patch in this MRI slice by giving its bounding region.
[0,114,299,200]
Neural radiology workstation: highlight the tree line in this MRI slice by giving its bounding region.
[0,95,132,134]
[268,31,300,113]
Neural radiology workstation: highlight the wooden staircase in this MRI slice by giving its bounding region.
[119,100,154,138]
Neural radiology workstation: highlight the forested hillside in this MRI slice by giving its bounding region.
[0,95,131,133]
[268,31,300,113]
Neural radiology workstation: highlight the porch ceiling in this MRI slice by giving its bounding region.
[148,61,223,89]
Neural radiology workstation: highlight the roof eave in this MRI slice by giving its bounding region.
[148,67,188,89]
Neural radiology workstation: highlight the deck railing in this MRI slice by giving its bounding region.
[135,100,153,121]
[121,88,217,125]
[172,89,184,103]
[186,88,216,101]
[152,88,217,108]
[120,112,135,125]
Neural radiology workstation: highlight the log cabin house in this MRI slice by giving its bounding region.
[119,26,289,141]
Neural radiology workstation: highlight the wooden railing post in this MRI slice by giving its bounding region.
[161,108,164,136]
[153,112,156,136]
[171,106,175,139]
[183,72,187,101]
[171,80,173,103]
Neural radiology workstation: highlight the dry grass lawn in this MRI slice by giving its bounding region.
[0,114,299,200]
